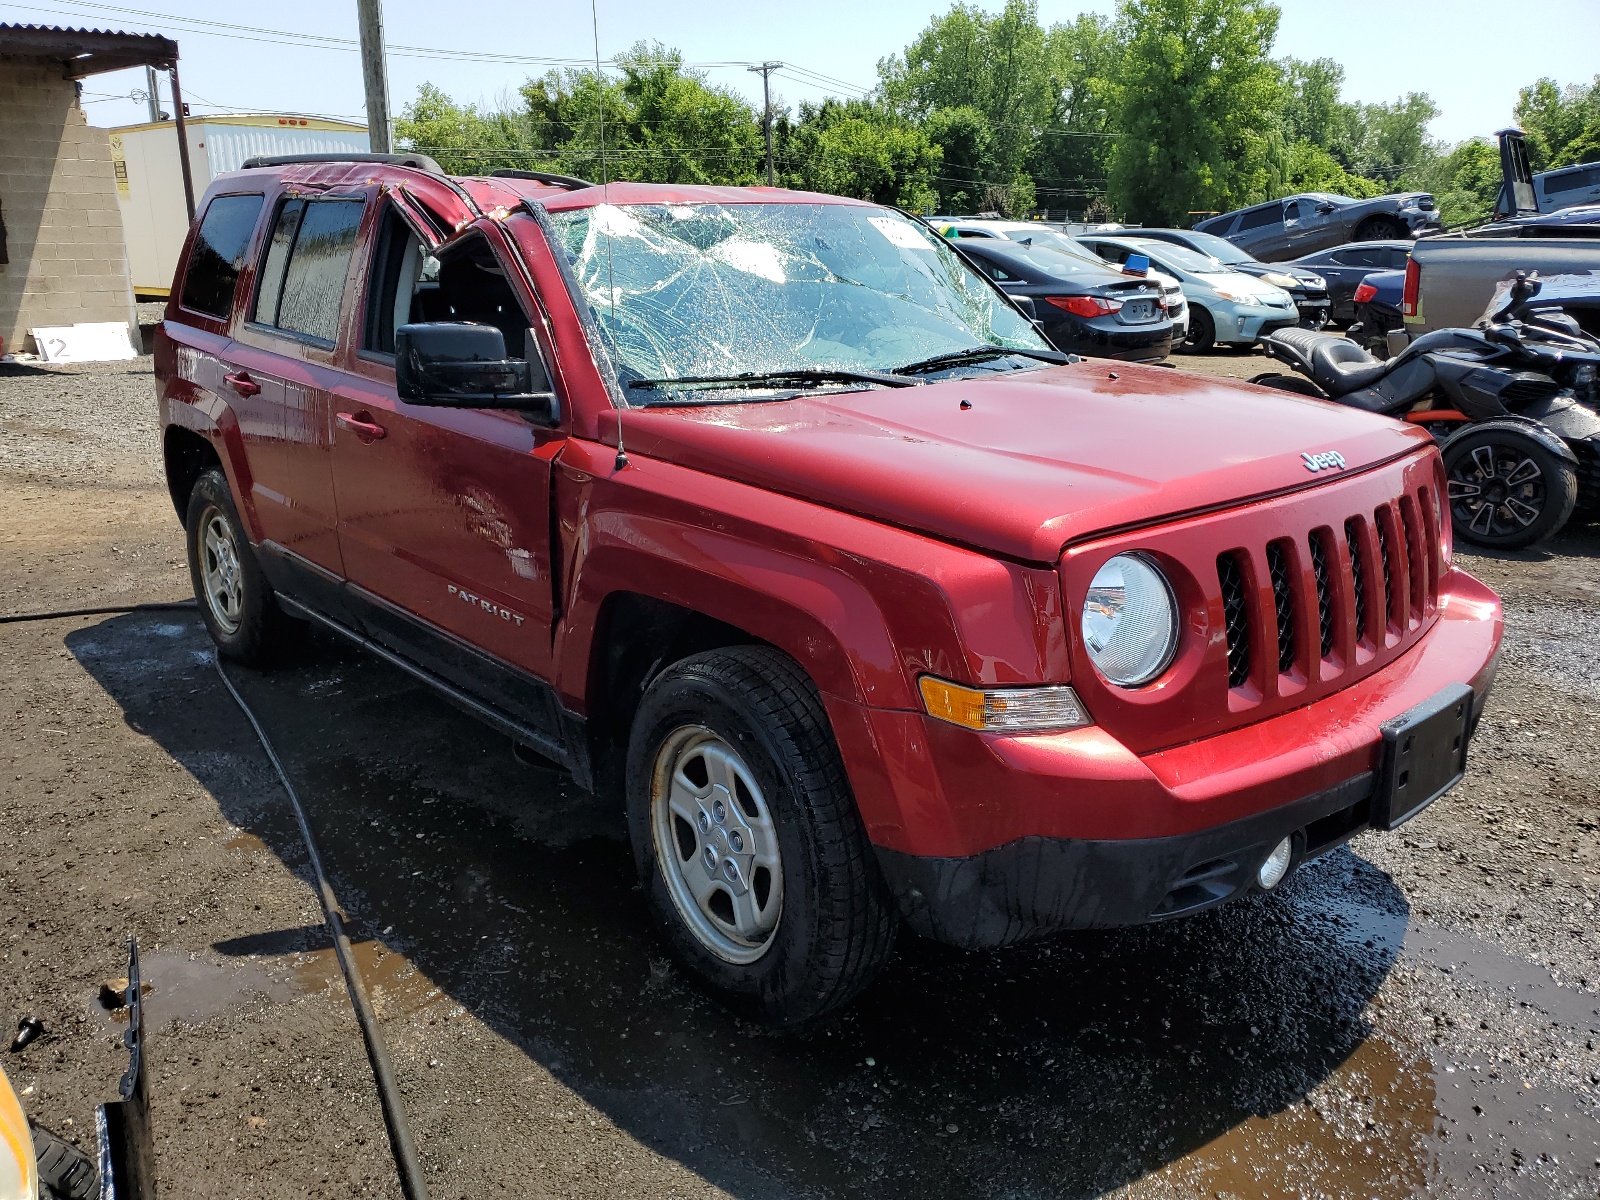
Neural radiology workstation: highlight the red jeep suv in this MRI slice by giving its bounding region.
[156,155,1503,1025]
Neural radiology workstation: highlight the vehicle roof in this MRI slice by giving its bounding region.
[1295,239,1415,260]
[214,161,875,213]
[954,236,1126,279]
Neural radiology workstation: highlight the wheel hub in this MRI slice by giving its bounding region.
[200,508,245,634]
[1447,443,1545,540]
[651,727,784,964]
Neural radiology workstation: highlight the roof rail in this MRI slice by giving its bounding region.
[238,151,446,173]
[489,168,596,190]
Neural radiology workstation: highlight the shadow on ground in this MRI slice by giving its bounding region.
[67,611,1415,1199]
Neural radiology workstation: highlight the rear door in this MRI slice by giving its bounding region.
[222,191,367,602]
[328,204,567,728]
[1235,203,1289,259]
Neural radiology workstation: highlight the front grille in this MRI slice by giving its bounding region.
[1266,540,1296,673]
[1213,484,1443,691]
[1345,518,1368,643]
[1376,514,1394,627]
[1217,552,1251,688]
[1309,530,1335,659]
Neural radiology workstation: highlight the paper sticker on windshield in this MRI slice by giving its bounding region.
[868,216,935,250]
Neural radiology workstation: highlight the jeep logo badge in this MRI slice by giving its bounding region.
[1302,450,1347,473]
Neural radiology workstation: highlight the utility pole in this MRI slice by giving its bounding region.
[747,61,781,186]
[356,0,393,153]
[144,66,162,122]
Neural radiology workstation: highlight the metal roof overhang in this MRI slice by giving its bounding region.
[0,23,178,78]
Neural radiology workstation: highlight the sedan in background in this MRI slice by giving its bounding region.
[1194,193,1442,261]
[934,218,1188,339]
[953,238,1174,362]
[1076,235,1298,352]
[1288,240,1414,322]
[1133,227,1330,328]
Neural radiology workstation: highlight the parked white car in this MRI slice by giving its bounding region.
[1076,235,1299,352]
[934,219,1189,340]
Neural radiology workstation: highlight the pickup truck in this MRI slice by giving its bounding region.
[156,156,1503,1025]
[1401,235,1600,336]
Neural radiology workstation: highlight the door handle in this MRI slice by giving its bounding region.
[336,411,388,442]
[224,371,261,397]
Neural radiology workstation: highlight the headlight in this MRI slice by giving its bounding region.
[919,677,1089,732]
[1214,287,1265,306]
[1304,274,1325,289]
[1081,554,1179,686]
[1262,272,1298,288]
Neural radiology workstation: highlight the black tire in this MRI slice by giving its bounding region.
[1182,305,1216,353]
[1248,371,1326,397]
[1354,215,1405,241]
[1442,424,1579,550]
[184,468,301,665]
[32,1123,99,1200]
[625,646,896,1026]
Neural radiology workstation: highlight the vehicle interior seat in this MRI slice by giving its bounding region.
[1267,328,1390,394]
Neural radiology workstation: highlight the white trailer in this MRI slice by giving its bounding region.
[104,114,369,297]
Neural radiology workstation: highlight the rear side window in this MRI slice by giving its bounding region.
[180,194,264,317]
[1238,205,1281,232]
[252,197,366,344]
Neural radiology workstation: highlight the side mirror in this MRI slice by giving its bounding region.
[1316,203,1336,214]
[1011,295,1038,320]
[395,323,559,426]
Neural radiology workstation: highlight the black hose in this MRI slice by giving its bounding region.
[212,659,432,1200]
[0,600,196,625]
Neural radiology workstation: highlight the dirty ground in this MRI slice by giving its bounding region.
[1,356,1596,1199]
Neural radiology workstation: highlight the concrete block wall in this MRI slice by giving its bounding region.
[0,62,138,355]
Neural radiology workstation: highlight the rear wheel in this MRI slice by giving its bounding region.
[185,469,302,665]
[1354,215,1405,241]
[1182,305,1216,353]
[1442,425,1578,550]
[625,646,896,1026]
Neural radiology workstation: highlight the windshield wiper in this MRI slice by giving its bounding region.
[891,346,1075,376]
[628,367,919,394]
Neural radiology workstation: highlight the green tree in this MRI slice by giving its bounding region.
[1412,137,1501,227]
[1515,76,1600,170]
[1350,92,1440,186]
[1031,14,1120,215]
[1107,0,1285,225]
[783,100,941,211]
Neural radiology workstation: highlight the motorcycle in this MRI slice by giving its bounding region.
[1249,273,1600,550]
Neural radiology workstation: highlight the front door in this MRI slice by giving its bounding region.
[329,207,565,730]
[222,192,368,590]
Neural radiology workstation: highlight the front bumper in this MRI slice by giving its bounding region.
[829,570,1502,947]
[1294,297,1331,328]
[1217,305,1300,344]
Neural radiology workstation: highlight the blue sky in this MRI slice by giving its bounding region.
[5,0,1598,144]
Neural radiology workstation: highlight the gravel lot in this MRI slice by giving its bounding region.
[1,353,1597,1199]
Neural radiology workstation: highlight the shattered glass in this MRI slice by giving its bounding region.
[547,202,1047,402]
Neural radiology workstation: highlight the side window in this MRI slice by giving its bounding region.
[1342,247,1382,268]
[362,207,439,356]
[179,194,264,317]
[1238,205,1281,232]
[1385,248,1411,269]
[251,196,365,344]
[413,231,551,394]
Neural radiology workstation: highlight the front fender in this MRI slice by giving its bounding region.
[1514,394,1600,444]
[550,439,1070,714]
[1441,416,1580,465]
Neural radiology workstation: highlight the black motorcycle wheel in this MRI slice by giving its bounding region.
[1442,426,1578,551]
[1247,372,1326,397]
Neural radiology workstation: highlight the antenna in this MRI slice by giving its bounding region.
[590,0,628,471]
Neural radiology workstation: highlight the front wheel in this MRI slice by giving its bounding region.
[1354,215,1406,241]
[1442,425,1578,550]
[1182,305,1216,353]
[625,646,896,1026]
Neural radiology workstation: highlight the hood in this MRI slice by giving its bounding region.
[1233,262,1325,290]
[615,363,1432,562]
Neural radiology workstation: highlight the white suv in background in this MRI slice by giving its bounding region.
[934,218,1188,341]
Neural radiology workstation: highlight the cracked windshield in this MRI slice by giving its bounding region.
[547,202,1047,401]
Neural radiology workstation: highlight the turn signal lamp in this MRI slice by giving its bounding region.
[918,677,1090,733]
[1353,281,1379,304]
[1401,258,1420,316]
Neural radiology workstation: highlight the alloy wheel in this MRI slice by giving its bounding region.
[650,726,783,965]
[1447,443,1546,539]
